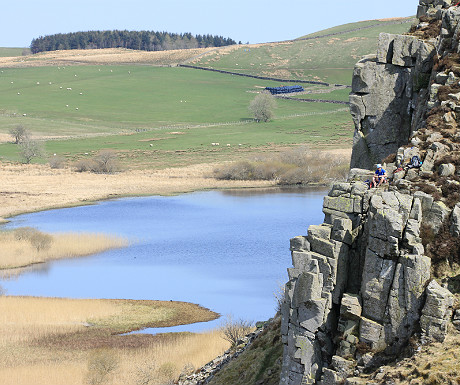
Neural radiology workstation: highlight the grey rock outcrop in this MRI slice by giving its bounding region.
[280,3,459,384]
[349,33,435,169]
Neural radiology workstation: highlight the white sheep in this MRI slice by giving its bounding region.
[226,144,231,147]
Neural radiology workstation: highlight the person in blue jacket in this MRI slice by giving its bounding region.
[372,164,387,187]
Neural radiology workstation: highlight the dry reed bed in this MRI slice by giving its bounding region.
[0,229,127,269]
[0,296,226,384]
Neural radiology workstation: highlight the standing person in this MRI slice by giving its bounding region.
[372,164,387,187]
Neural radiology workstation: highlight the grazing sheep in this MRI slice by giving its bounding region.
[36,82,40,85]
[79,93,83,95]
[226,144,231,146]
[149,144,153,147]
[60,86,63,89]
[23,113,26,116]
[67,88,72,90]
[75,107,79,110]
[17,92,20,95]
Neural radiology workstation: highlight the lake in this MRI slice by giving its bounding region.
[0,188,326,333]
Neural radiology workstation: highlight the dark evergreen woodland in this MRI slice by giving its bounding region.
[30,30,236,53]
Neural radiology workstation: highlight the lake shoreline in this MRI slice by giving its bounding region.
[0,161,332,223]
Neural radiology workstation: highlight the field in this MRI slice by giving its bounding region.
[0,65,352,169]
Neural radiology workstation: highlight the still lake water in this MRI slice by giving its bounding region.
[1,188,326,333]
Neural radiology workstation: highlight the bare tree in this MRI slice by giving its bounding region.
[19,137,44,164]
[94,149,119,173]
[249,92,276,122]
[220,315,253,347]
[9,125,29,144]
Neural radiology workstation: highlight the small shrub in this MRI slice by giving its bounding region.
[93,149,119,174]
[134,360,156,385]
[74,159,97,173]
[220,315,253,347]
[13,227,38,241]
[86,349,119,385]
[49,155,66,169]
[29,231,53,253]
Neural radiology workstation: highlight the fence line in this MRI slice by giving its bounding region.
[179,64,351,88]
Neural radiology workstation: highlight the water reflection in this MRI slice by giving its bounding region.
[1,189,327,332]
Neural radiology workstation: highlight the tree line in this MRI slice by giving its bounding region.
[30,30,236,54]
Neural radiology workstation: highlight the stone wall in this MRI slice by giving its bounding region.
[280,3,459,384]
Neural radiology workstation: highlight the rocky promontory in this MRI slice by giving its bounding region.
[280,1,460,384]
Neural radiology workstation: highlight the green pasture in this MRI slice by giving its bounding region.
[0,65,342,135]
[0,104,352,167]
[193,19,414,84]
[298,18,415,39]
[0,47,29,57]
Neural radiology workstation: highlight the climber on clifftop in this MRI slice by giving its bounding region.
[372,164,387,188]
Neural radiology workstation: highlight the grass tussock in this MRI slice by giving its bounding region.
[213,147,349,185]
[0,227,128,269]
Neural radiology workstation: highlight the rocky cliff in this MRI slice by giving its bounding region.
[280,2,460,384]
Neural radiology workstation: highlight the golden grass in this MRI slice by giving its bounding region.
[366,330,460,385]
[0,230,127,269]
[0,162,274,221]
[0,47,216,68]
[0,296,226,384]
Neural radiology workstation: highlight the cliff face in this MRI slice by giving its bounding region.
[280,2,460,384]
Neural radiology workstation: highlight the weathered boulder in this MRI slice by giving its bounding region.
[450,202,460,236]
[420,280,454,342]
[438,162,456,176]
[425,200,451,233]
[340,293,362,321]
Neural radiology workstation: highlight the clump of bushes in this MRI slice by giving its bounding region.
[213,147,349,185]
[49,155,66,169]
[74,150,120,174]
[421,220,460,277]
[409,16,442,40]
[433,52,460,76]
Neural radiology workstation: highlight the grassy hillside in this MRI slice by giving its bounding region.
[0,65,351,167]
[0,47,29,57]
[0,17,413,169]
[190,18,415,85]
